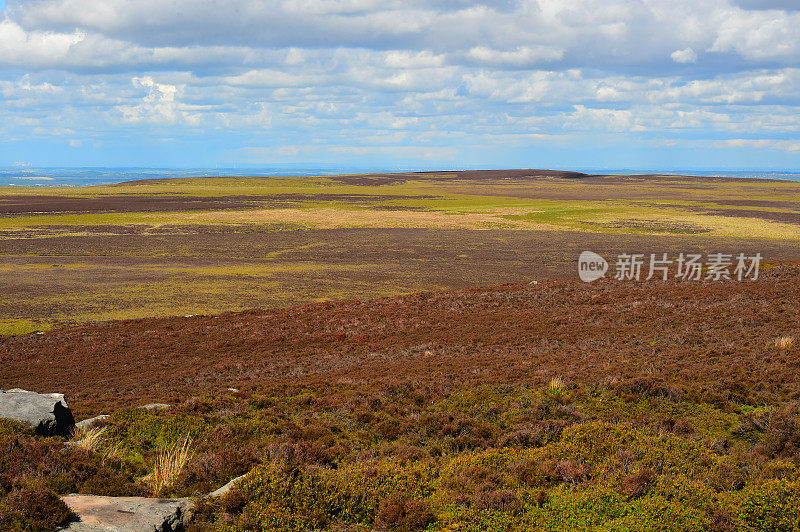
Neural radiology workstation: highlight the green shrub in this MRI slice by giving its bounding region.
[733,480,800,531]
[440,507,517,532]
[520,486,707,531]
[0,420,33,439]
[598,495,708,531]
[235,459,437,530]
[6,382,800,530]
[543,422,722,480]
[104,409,208,455]
[0,486,73,531]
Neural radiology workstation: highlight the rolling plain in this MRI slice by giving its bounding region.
[1,169,799,333]
[2,170,800,531]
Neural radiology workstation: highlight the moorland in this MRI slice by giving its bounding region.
[1,169,799,333]
[1,170,800,531]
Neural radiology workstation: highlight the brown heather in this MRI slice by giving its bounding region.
[2,264,800,415]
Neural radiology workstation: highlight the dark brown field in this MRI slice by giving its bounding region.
[3,263,799,417]
[2,170,799,412]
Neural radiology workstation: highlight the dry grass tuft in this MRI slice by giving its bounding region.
[548,376,565,393]
[774,336,795,351]
[72,426,106,453]
[100,440,127,465]
[71,425,126,465]
[142,436,193,496]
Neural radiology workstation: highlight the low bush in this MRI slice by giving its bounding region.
[234,459,436,530]
[764,403,800,458]
[0,486,73,531]
[7,382,800,530]
[375,492,436,531]
[620,468,656,499]
[734,480,800,531]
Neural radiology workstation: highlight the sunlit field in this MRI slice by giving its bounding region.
[2,171,799,333]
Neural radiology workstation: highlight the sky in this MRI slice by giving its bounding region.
[1,0,800,171]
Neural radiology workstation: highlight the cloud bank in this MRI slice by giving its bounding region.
[1,0,799,169]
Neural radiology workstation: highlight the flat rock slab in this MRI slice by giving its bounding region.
[208,473,248,499]
[59,495,193,532]
[140,403,171,411]
[0,388,75,437]
[75,414,110,431]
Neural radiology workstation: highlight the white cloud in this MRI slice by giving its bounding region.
[2,0,800,166]
[0,19,85,67]
[671,47,698,63]
[327,145,458,160]
[467,45,564,67]
[5,0,800,72]
[119,76,200,126]
[711,8,800,60]
[566,105,640,132]
[241,143,457,162]
[215,103,272,129]
[0,75,63,99]
[384,50,444,69]
[223,69,320,88]
[721,138,800,151]
[283,0,401,16]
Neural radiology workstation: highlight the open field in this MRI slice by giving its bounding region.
[2,170,800,333]
[2,263,800,530]
[3,261,800,415]
[3,170,800,530]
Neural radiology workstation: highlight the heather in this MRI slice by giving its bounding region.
[6,379,800,530]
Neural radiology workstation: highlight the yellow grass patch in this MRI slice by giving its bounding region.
[142,435,193,496]
[774,336,795,351]
[183,207,562,231]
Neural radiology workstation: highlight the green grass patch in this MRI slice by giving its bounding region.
[0,319,53,336]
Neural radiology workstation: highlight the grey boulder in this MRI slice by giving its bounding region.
[139,403,171,411]
[59,495,194,532]
[0,388,75,437]
[75,414,111,431]
[208,473,248,499]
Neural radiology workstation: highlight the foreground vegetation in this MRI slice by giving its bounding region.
[4,378,800,531]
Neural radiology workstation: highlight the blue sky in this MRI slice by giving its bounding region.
[1,0,800,171]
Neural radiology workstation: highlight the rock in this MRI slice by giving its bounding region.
[140,403,171,411]
[59,495,194,532]
[0,388,75,437]
[75,415,110,431]
[208,473,248,499]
